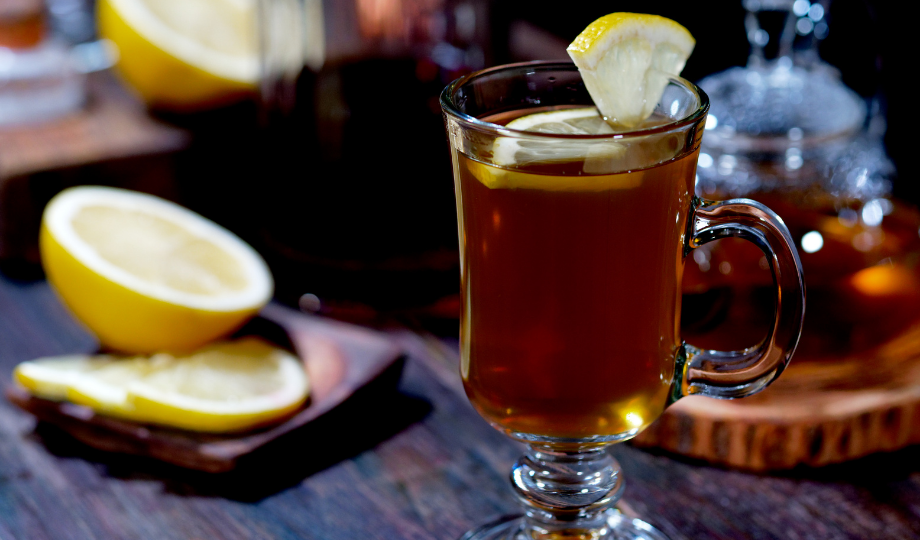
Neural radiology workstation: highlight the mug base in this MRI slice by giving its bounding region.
[459,509,670,540]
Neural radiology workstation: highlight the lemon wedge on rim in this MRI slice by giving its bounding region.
[14,338,309,432]
[98,0,258,109]
[40,186,273,354]
[567,13,695,128]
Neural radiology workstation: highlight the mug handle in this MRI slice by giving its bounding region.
[671,198,806,402]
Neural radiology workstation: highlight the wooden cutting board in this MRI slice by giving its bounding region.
[633,326,920,471]
[5,304,405,472]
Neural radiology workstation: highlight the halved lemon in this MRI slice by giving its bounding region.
[567,13,695,127]
[40,186,273,354]
[98,0,258,109]
[14,338,309,432]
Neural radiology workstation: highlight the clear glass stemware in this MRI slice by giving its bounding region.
[441,62,806,540]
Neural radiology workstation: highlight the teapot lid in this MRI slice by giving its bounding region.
[699,59,866,155]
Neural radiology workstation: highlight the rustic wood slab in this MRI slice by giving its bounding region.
[4,303,404,472]
[633,324,920,470]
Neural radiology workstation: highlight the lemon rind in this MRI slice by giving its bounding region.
[106,0,258,84]
[566,13,695,69]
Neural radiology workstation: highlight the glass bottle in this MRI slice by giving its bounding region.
[256,0,492,310]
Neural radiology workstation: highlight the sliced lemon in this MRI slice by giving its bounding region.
[14,338,309,432]
[66,356,161,416]
[567,13,695,127]
[128,339,308,432]
[473,107,639,191]
[503,107,617,134]
[466,158,642,193]
[13,355,109,402]
[40,186,273,354]
[98,0,258,109]
[492,107,623,168]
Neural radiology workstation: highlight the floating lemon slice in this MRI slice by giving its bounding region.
[492,107,622,167]
[98,0,259,109]
[567,13,695,127]
[40,186,273,354]
[14,339,309,432]
[472,108,637,192]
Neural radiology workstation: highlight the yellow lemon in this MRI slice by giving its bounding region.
[491,107,625,171]
[40,186,273,354]
[98,0,258,110]
[473,107,680,191]
[567,13,695,127]
[14,338,308,432]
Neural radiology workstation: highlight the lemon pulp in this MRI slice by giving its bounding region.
[14,338,309,433]
[567,13,695,127]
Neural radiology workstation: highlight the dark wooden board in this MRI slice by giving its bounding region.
[4,277,920,539]
[5,303,404,472]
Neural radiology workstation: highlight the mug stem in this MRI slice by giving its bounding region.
[459,444,672,539]
[456,446,664,540]
[512,447,624,535]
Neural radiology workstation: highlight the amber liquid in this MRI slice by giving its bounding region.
[455,125,699,440]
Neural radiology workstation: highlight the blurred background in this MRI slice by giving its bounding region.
[0,0,911,329]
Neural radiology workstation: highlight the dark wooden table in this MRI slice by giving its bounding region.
[2,274,920,539]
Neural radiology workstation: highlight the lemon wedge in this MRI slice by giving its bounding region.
[567,13,695,127]
[14,339,309,432]
[98,0,258,109]
[40,186,273,354]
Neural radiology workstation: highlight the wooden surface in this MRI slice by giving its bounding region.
[0,72,187,180]
[2,276,920,539]
[5,304,404,472]
[633,335,920,470]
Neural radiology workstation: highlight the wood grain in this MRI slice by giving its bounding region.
[633,325,920,470]
[5,303,405,472]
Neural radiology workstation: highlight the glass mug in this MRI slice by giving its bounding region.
[441,62,805,540]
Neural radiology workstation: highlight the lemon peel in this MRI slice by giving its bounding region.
[98,0,258,109]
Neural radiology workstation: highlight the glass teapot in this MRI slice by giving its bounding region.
[682,0,920,373]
